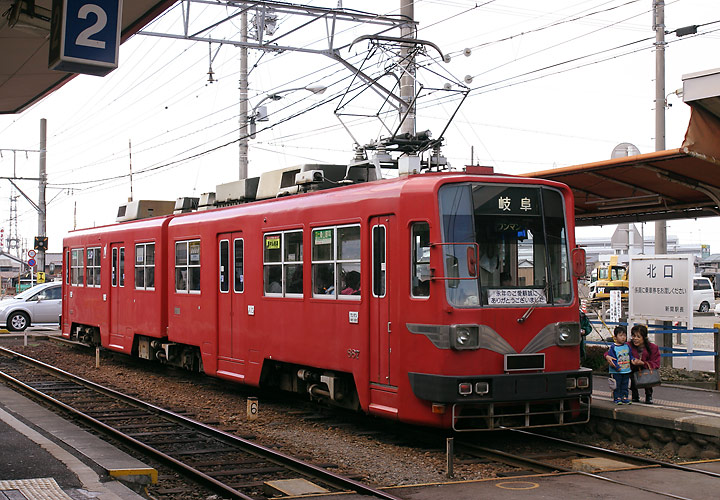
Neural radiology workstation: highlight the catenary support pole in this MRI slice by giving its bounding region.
[399,0,415,136]
[653,1,672,367]
[38,119,47,273]
[238,10,249,180]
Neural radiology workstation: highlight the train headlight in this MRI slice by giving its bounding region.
[458,382,473,395]
[450,325,479,350]
[566,377,577,390]
[474,381,490,395]
[556,322,581,346]
[577,376,590,389]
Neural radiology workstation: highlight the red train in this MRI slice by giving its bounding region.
[62,167,591,430]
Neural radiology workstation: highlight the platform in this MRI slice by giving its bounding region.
[0,383,152,500]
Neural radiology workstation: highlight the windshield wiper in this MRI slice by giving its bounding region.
[517,282,548,324]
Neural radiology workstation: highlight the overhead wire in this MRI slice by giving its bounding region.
[441,0,645,59]
[45,0,394,168]
[22,3,465,179]
[45,11,696,186]
[47,9,404,182]
[22,2,720,192]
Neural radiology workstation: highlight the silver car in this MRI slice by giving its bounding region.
[0,282,62,331]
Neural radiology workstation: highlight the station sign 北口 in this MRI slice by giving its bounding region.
[628,255,693,327]
[49,0,123,76]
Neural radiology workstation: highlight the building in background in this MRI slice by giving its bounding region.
[0,252,62,295]
[578,224,706,274]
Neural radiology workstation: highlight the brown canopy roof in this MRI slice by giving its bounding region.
[523,106,720,226]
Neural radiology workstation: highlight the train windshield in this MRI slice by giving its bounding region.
[438,183,572,307]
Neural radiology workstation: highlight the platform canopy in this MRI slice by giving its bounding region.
[0,0,174,114]
[524,105,720,227]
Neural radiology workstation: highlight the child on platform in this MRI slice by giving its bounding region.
[605,326,634,404]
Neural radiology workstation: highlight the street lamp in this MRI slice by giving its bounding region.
[249,85,326,138]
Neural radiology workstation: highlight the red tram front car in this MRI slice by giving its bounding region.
[62,170,591,430]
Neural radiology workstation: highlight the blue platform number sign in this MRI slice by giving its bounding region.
[49,0,123,76]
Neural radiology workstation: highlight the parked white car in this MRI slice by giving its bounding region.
[0,282,62,332]
[693,277,716,313]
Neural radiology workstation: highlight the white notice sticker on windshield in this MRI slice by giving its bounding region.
[487,289,546,305]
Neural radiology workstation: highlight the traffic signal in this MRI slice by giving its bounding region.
[34,236,48,251]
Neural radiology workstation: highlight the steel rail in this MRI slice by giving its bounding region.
[459,435,694,500]
[456,441,560,474]
[0,353,251,499]
[514,429,720,479]
[0,346,402,500]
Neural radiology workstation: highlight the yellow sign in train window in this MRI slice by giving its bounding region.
[265,235,280,249]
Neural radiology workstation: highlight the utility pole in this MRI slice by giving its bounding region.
[399,0,415,136]
[38,118,47,273]
[238,10,249,180]
[653,0,672,367]
[654,0,667,255]
[128,139,134,202]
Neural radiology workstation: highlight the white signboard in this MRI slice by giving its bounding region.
[488,288,545,305]
[609,290,622,323]
[629,254,693,325]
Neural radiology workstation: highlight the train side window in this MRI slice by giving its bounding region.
[112,248,118,287]
[234,239,244,293]
[264,233,282,295]
[284,231,303,296]
[135,243,156,291]
[411,222,430,297]
[71,248,85,286]
[65,250,70,285]
[119,247,125,287]
[312,228,335,298]
[86,247,101,287]
[337,225,361,299]
[372,225,386,297]
[219,240,229,293]
[312,225,360,299]
[175,240,201,294]
[263,230,302,297]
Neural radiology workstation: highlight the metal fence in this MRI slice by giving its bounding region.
[585,319,720,390]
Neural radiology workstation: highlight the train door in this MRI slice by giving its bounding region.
[369,215,394,385]
[109,244,125,347]
[217,232,246,379]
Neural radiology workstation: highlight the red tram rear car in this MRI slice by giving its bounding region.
[62,170,591,430]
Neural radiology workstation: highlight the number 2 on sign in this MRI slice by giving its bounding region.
[76,5,108,49]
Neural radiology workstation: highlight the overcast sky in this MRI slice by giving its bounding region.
[0,0,718,255]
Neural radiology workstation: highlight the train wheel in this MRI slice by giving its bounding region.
[8,312,29,332]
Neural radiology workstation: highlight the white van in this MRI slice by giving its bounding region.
[693,277,716,313]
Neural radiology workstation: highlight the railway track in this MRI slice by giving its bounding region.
[11,337,720,499]
[455,429,720,499]
[0,346,401,500]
